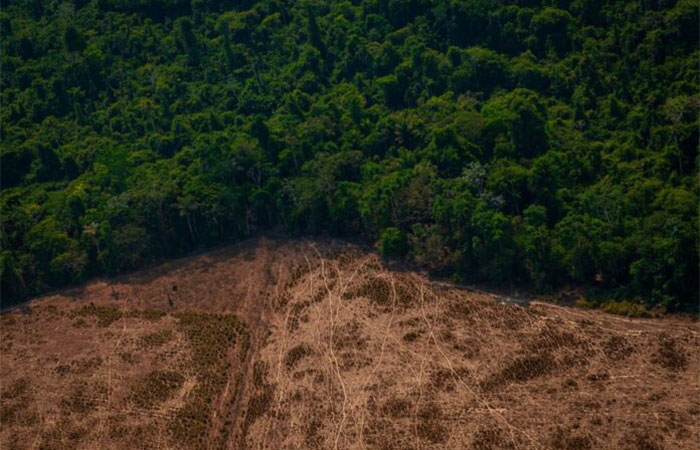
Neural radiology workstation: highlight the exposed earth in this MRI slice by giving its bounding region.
[1,237,698,449]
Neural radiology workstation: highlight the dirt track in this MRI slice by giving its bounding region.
[1,238,698,449]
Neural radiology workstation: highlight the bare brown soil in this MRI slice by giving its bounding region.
[1,237,699,449]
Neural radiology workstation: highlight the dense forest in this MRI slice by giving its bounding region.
[1,0,697,312]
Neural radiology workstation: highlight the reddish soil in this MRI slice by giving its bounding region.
[1,237,698,449]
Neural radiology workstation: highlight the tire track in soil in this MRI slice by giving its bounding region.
[225,243,275,450]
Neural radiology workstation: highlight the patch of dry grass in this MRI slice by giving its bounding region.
[138,330,173,349]
[285,344,313,371]
[129,370,184,408]
[169,313,247,447]
[482,353,556,390]
[653,334,688,371]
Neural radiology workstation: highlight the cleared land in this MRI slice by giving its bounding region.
[1,237,698,449]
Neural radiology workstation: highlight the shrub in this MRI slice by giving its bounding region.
[379,227,408,258]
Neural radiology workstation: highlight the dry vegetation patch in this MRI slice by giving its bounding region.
[345,277,391,306]
[653,334,688,371]
[1,378,36,427]
[602,335,634,360]
[483,353,556,390]
[138,329,174,348]
[170,312,247,447]
[471,426,514,450]
[129,370,184,408]
[416,401,448,443]
[1,239,698,450]
[285,344,313,371]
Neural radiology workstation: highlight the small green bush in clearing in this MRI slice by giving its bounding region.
[379,227,408,258]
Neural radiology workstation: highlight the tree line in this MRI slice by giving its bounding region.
[1,0,698,312]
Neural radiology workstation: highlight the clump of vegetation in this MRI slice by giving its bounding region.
[2,378,29,401]
[2,315,17,326]
[288,263,313,287]
[246,386,274,426]
[71,318,88,328]
[483,354,556,390]
[132,310,167,322]
[1,378,34,426]
[633,435,665,450]
[129,370,184,409]
[71,356,103,374]
[54,357,103,376]
[62,381,108,414]
[119,352,138,364]
[526,325,580,351]
[287,300,311,332]
[448,300,480,320]
[285,344,313,371]
[586,371,609,382]
[602,335,634,360]
[69,305,122,327]
[562,378,578,389]
[346,278,392,306]
[55,364,71,376]
[303,418,323,448]
[169,313,246,446]
[416,402,447,444]
[335,320,368,349]
[402,330,422,342]
[311,286,329,304]
[380,397,412,418]
[501,354,556,382]
[108,421,159,450]
[38,418,89,450]
[138,329,174,349]
[472,427,513,450]
[653,334,688,371]
[379,227,408,258]
[550,426,594,450]
[252,360,267,389]
[241,361,275,440]
[601,300,660,318]
[339,351,373,370]
[430,368,456,392]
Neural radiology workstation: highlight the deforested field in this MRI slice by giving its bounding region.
[1,238,698,450]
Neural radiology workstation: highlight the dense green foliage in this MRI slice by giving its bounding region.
[1,0,698,311]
